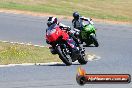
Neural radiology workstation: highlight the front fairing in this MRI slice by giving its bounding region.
[81,24,96,39]
[82,24,95,32]
[46,23,70,43]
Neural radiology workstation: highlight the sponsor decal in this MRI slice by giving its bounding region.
[76,67,131,85]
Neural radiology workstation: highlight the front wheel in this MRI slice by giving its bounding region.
[90,34,99,47]
[56,45,72,66]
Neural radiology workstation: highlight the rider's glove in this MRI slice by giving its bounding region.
[90,21,94,25]
[86,18,94,25]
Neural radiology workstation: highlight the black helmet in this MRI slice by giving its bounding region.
[47,17,58,27]
[73,12,79,19]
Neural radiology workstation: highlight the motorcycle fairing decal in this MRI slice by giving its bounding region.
[46,29,56,36]
[90,33,95,36]
[67,39,75,48]
[81,31,87,39]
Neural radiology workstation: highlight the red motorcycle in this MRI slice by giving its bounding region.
[46,24,87,66]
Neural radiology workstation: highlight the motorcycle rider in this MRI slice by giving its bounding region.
[46,16,79,59]
[46,17,79,45]
[72,12,94,43]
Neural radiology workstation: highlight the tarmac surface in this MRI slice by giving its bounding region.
[0,12,132,88]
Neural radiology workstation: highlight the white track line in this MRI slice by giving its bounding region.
[0,55,101,67]
[0,40,101,67]
[0,62,62,67]
[0,40,46,48]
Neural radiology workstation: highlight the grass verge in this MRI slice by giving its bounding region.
[0,41,61,65]
[0,0,132,22]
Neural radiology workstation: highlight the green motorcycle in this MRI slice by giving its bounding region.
[80,22,99,47]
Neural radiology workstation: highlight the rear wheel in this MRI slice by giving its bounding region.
[78,49,88,65]
[78,54,87,65]
[56,45,72,66]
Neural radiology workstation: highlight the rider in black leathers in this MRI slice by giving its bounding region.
[72,12,94,43]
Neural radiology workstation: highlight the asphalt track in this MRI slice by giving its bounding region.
[0,12,132,88]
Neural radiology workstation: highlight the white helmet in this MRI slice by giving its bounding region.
[47,17,58,27]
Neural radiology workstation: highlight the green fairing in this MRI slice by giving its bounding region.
[81,24,96,39]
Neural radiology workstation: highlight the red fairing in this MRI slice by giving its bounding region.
[46,26,69,42]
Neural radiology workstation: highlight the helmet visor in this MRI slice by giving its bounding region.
[47,21,52,27]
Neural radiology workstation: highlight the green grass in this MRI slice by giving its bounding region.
[0,42,61,65]
[0,0,132,22]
